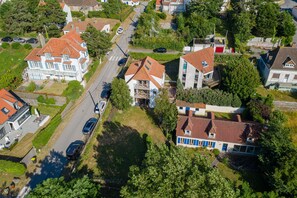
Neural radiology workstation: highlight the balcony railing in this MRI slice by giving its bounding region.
[134,83,150,90]
[134,91,149,99]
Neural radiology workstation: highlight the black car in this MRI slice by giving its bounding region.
[66,140,84,160]
[1,36,13,42]
[13,37,26,43]
[82,118,98,135]
[118,58,127,66]
[153,47,167,53]
[26,38,38,44]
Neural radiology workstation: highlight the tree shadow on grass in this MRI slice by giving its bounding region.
[163,59,179,81]
[95,121,146,184]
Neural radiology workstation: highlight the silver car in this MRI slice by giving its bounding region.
[94,100,107,115]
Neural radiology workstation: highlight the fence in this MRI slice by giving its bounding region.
[13,90,67,106]
[205,105,245,113]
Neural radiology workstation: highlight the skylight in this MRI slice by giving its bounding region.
[202,61,208,67]
[1,107,9,114]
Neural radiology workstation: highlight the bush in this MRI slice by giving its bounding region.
[157,12,166,20]
[84,60,99,82]
[71,11,84,18]
[11,42,22,49]
[1,42,10,49]
[63,80,84,100]
[213,149,220,157]
[26,81,36,92]
[214,54,243,64]
[0,160,26,176]
[88,11,107,18]
[24,43,32,50]
[37,95,56,105]
[37,95,46,103]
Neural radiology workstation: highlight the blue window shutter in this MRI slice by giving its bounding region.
[211,142,216,148]
[177,137,181,144]
[205,141,209,146]
[185,138,189,144]
[202,141,205,147]
[195,140,199,146]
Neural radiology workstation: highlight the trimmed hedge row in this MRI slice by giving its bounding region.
[133,36,184,51]
[214,54,244,64]
[88,6,133,22]
[129,52,181,61]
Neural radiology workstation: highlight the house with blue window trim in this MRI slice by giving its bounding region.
[176,111,260,155]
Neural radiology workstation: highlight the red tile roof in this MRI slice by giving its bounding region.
[25,30,85,61]
[125,56,165,88]
[176,113,260,144]
[0,89,23,125]
[182,47,214,74]
[63,18,109,33]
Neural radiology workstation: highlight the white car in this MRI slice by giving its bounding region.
[117,27,124,34]
[94,100,107,115]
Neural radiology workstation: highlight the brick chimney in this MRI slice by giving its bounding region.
[210,112,215,120]
[236,114,242,122]
[188,110,193,117]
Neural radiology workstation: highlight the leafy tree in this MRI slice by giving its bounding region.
[28,176,100,198]
[186,0,223,18]
[258,115,297,196]
[154,89,178,135]
[277,12,296,45]
[35,0,66,37]
[81,25,112,59]
[110,78,132,110]
[48,24,61,38]
[63,80,84,100]
[246,94,273,123]
[2,0,34,35]
[186,13,214,39]
[121,144,236,198]
[221,57,260,101]
[232,11,254,43]
[255,2,279,38]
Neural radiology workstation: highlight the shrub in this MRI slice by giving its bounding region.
[0,160,26,176]
[88,11,107,18]
[37,95,56,105]
[26,81,36,92]
[129,52,181,61]
[11,42,22,49]
[1,42,10,49]
[84,60,99,82]
[71,11,84,18]
[24,43,32,50]
[37,95,46,103]
[63,80,84,100]
[213,149,220,157]
[157,12,166,20]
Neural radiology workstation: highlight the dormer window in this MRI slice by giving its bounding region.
[185,130,191,135]
[45,53,51,59]
[14,102,20,110]
[1,107,9,114]
[247,137,254,143]
[209,133,215,138]
[285,63,295,68]
[63,54,69,61]
[202,61,208,67]
[283,57,295,68]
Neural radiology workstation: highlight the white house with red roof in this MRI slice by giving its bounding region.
[0,89,31,141]
[125,56,165,108]
[25,30,90,82]
[178,47,214,89]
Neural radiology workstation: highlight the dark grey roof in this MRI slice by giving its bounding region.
[261,47,297,71]
[62,0,98,7]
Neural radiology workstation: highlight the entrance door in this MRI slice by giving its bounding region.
[284,74,289,83]
[222,143,228,152]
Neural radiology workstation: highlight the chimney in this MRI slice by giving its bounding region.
[210,112,215,120]
[38,33,45,47]
[75,26,79,33]
[71,24,74,29]
[236,114,242,122]
[188,110,193,118]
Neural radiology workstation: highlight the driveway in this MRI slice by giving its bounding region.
[21,2,148,195]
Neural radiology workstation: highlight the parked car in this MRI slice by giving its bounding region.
[118,58,127,66]
[117,27,124,34]
[101,87,111,99]
[82,118,98,135]
[94,100,107,114]
[1,36,13,42]
[26,38,38,44]
[153,47,167,53]
[66,140,84,160]
[13,37,26,43]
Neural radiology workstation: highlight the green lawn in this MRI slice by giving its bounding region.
[256,86,297,102]
[0,160,26,176]
[283,111,297,145]
[213,112,235,120]
[33,104,61,117]
[129,52,181,61]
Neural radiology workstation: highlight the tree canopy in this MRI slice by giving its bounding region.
[221,57,260,101]
[110,78,132,110]
[81,25,112,58]
[246,94,274,123]
[121,144,236,198]
[28,176,100,198]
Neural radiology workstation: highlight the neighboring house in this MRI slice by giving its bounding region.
[184,36,226,53]
[176,100,206,116]
[63,18,111,34]
[58,0,100,12]
[122,0,139,6]
[292,6,297,19]
[259,47,297,91]
[178,47,214,89]
[176,111,260,155]
[0,89,31,140]
[60,2,73,24]
[25,30,90,82]
[156,0,186,14]
[125,56,165,108]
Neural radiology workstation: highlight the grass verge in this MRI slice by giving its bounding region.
[0,160,26,176]
[256,86,297,102]
[129,52,181,61]
[84,60,100,82]
[283,111,297,145]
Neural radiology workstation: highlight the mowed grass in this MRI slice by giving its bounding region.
[112,107,166,144]
[35,82,68,95]
[0,160,26,176]
[256,86,297,102]
[35,104,61,117]
[283,111,297,145]
[0,48,30,75]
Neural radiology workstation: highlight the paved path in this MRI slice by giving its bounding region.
[274,100,297,111]
[19,3,148,195]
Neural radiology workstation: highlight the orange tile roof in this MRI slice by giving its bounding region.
[182,47,214,74]
[63,18,109,33]
[125,56,165,88]
[26,30,86,61]
[0,89,23,125]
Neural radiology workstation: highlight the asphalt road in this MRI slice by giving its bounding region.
[22,3,147,193]
[280,0,297,8]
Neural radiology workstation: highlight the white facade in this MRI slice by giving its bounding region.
[62,3,73,24]
[178,57,213,89]
[177,106,206,116]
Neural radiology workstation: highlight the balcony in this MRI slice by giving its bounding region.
[134,83,150,90]
[134,90,149,99]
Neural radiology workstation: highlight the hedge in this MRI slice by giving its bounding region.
[26,81,36,92]
[176,81,242,107]
[88,6,133,22]
[24,43,32,50]
[71,11,84,18]
[133,36,184,51]
[129,52,181,61]
[0,160,26,176]
[84,60,99,82]
[11,42,22,49]
[32,114,62,150]
[1,42,10,49]
[214,54,243,65]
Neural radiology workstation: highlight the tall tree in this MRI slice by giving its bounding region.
[2,0,34,35]
[154,89,178,135]
[121,144,236,198]
[81,25,112,59]
[186,0,223,18]
[255,2,279,38]
[277,11,296,45]
[186,13,214,39]
[232,11,254,43]
[28,176,100,197]
[110,78,132,110]
[221,57,260,101]
[35,0,66,36]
